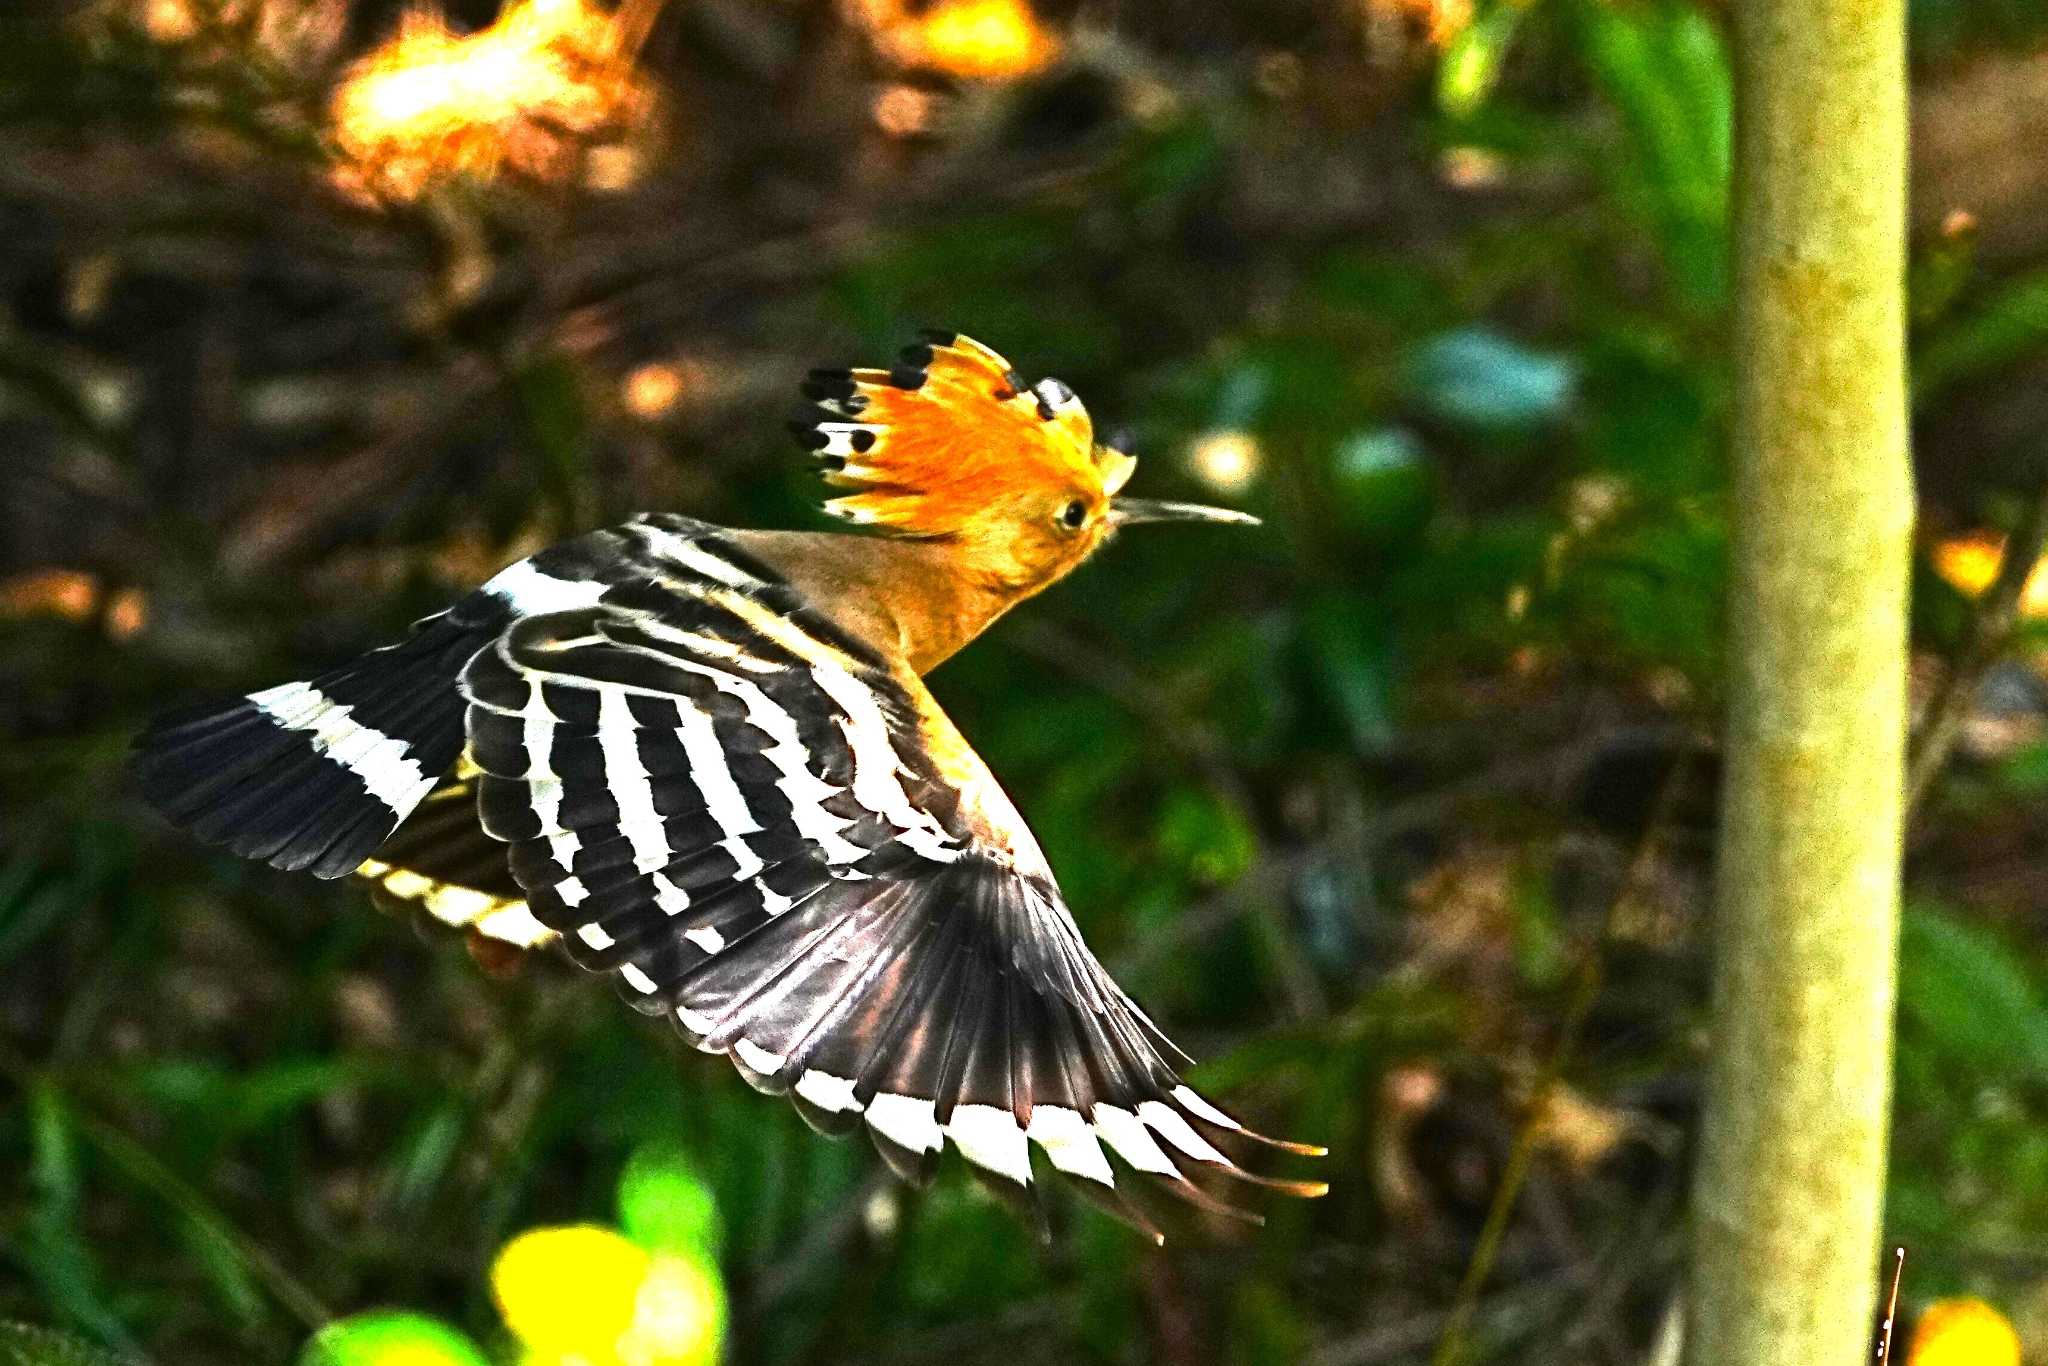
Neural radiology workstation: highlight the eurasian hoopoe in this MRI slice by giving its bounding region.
[133,331,1325,1238]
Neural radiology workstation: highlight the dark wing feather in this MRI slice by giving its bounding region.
[357,768,556,950]
[457,526,1324,1232]
[130,513,736,882]
[132,608,504,878]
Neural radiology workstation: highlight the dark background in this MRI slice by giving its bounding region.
[3,0,2047,1361]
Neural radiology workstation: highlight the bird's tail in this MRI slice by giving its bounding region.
[132,612,495,880]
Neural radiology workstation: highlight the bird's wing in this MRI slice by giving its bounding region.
[131,512,740,882]
[357,764,559,952]
[457,528,1322,1231]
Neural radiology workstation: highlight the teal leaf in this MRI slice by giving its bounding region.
[1406,328,1577,431]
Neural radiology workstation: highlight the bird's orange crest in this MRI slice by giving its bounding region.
[792,330,1136,536]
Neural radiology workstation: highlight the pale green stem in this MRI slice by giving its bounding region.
[1686,0,1911,1361]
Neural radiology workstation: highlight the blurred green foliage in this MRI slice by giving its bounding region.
[3,0,2048,1361]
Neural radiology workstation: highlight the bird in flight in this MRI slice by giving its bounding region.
[134,331,1324,1238]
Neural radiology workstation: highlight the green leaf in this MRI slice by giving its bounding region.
[1330,427,1433,540]
[0,868,85,971]
[1124,115,1224,206]
[1908,219,1980,326]
[0,1323,140,1366]
[1575,0,1732,306]
[1576,335,1719,493]
[506,353,594,524]
[617,1141,723,1260]
[1898,904,2048,1080]
[383,1100,466,1215]
[1511,869,1569,990]
[21,1087,126,1347]
[1302,593,1399,752]
[1153,788,1258,887]
[175,1212,265,1333]
[1545,498,1727,682]
[1436,0,1527,119]
[1227,1279,1311,1366]
[1308,251,1453,331]
[1994,739,2048,794]
[297,1313,490,1366]
[1211,363,1271,429]
[1913,269,2048,402]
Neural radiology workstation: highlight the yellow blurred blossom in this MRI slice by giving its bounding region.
[872,83,939,138]
[616,1254,725,1366]
[491,1224,725,1366]
[1187,428,1261,495]
[330,0,660,204]
[0,569,146,639]
[1354,0,1474,49]
[141,0,230,40]
[856,0,1060,81]
[128,0,348,67]
[135,0,339,51]
[493,1226,651,1357]
[1931,532,2048,618]
[621,360,704,419]
[1907,1297,2022,1366]
[916,0,1056,78]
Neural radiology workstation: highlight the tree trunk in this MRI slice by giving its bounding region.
[1685,0,1911,1361]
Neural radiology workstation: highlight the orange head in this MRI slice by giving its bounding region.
[792,331,1256,594]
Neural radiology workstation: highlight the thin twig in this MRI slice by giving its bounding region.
[1366,723,1698,846]
[1644,1292,1685,1366]
[1003,620,1255,813]
[1304,1270,1588,1366]
[1876,1246,1905,1365]
[1110,723,1696,984]
[1907,479,2048,815]
[1427,754,1692,1366]
[745,1170,897,1313]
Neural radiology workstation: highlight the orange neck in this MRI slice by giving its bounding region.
[731,531,1041,674]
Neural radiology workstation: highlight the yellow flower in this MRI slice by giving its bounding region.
[617,1254,725,1366]
[1931,533,2048,618]
[915,0,1059,80]
[1907,1296,2022,1366]
[492,1226,651,1358]
[491,1223,726,1366]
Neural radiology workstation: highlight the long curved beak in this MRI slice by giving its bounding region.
[1110,498,1261,527]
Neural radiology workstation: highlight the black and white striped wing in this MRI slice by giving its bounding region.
[133,600,511,879]
[357,766,559,951]
[134,510,1322,1230]
[132,515,728,884]
[457,571,1322,1232]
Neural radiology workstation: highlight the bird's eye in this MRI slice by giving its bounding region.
[1059,500,1088,530]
